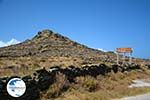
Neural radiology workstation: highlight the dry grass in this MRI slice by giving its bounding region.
[0,56,82,76]
[74,76,99,92]
[40,72,70,100]
[1,57,150,100]
[53,70,150,100]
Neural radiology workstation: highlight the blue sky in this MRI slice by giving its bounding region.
[0,0,149,58]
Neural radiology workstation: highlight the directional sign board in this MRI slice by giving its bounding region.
[116,48,133,53]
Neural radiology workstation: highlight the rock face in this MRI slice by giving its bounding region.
[0,30,106,59]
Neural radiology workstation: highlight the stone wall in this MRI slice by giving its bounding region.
[0,64,143,100]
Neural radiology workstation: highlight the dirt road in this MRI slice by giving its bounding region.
[122,93,150,100]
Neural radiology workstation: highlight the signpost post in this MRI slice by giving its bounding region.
[116,48,133,65]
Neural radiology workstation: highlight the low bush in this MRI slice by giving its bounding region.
[75,76,98,92]
[41,72,69,99]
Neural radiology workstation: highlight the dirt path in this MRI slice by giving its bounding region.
[115,79,150,100]
[121,93,150,100]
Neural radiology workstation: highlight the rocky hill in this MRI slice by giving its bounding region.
[0,29,149,77]
[0,30,117,69]
[0,30,106,57]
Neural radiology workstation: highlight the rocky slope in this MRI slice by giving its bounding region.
[0,29,149,77]
[0,30,106,58]
[0,29,117,71]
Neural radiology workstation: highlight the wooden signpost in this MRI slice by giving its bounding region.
[116,48,133,65]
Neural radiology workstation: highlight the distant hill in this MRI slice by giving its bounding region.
[0,29,149,70]
[0,29,150,78]
[0,30,114,61]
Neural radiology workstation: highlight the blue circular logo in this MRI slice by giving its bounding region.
[7,78,26,97]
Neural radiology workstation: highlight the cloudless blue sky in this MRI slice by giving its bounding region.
[0,0,149,58]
